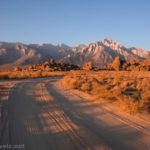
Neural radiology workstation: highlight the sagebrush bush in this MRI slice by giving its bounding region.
[0,70,66,80]
[80,82,91,91]
[62,71,150,113]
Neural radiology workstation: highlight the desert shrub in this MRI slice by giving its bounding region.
[82,62,93,70]
[139,91,150,112]
[30,71,42,78]
[62,71,150,114]
[112,86,122,96]
[62,76,80,89]
[80,82,91,91]
[8,72,18,79]
[14,67,22,71]
[117,95,139,114]
[68,78,81,89]
[0,74,9,79]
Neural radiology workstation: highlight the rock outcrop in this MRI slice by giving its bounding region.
[108,56,150,71]
[82,62,94,70]
[19,59,80,72]
[111,56,124,71]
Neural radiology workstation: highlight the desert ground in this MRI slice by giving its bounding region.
[0,75,150,150]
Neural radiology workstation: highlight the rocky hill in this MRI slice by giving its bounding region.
[108,56,150,71]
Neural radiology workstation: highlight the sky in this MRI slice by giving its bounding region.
[0,0,149,49]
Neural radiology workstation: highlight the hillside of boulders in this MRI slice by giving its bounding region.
[107,56,150,71]
[0,59,80,79]
[14,59,80,72]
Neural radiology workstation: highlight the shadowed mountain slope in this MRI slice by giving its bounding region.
[0,39,149,68]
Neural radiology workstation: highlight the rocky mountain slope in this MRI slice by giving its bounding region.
[0,42,71,68]
[63,39,150,67]
[0,39,149,68]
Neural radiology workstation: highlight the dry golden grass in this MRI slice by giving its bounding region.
[0,70,67,80]
[62,70,150,114]
[0,72,9,79]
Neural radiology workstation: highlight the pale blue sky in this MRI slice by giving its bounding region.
[0,0,149,49]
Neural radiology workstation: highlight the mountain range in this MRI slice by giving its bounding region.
[0,38,150,68]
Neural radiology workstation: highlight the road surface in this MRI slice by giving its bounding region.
[0,77,150,150]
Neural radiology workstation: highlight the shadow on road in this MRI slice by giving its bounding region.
[0,78,147,150]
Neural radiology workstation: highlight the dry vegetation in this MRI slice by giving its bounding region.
[62,71,150,114]
[0,70,67,80]
[1,58,150,114]
[108,56,150,71]
[0,60,79,80]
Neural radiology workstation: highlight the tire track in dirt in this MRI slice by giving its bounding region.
[45,79,150,150]
[35,83,104,150]
[0,77,150,150]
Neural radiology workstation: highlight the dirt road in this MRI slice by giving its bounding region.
[0,77,150,150]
